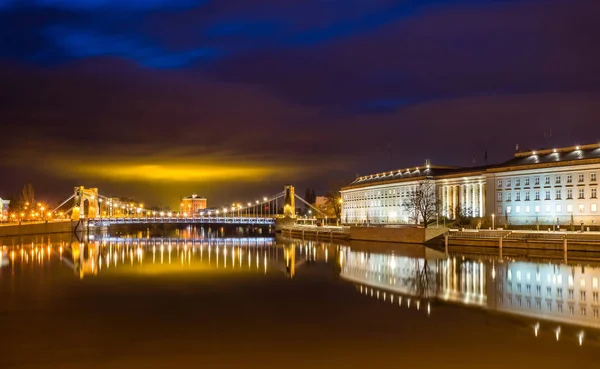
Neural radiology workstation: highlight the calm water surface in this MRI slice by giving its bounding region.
[1,228,599,368]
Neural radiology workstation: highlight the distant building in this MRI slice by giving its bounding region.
[341,143,600,227]
[180,194,207,214]
[0,198,10,215]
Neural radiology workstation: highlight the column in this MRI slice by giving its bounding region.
[472,184,476,216]
[479,183,484,217]
[453,185,458,219]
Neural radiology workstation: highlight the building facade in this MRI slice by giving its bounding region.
[180,194,207,214]
[341,143,600,227]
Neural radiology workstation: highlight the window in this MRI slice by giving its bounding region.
[536,300,542,310]
[497,206,502,214]
[581,291,586,302]
[579,188,585,199]
[507,192,512,201]
[567,174,572,183]
[497,192,502,202]
[594,278,598,289]
[557,288,563,298]
[535,205,540,213]
[545,205,550,213]
[555,175,561,184]
[516,192,521,201]
[525,191,531,201]
[557,303,563,313]
[592,188,597,199]
[535,190,540,200]
[545,176,550,185]
[579,204,585,213]
[525,178,530,186]
[567,189,573,199]
[567,204,573,213]
[581,278,586,288]
[506,206,511,214]
[594,292,599,303]
[581,307,587,316]
[506,179,511,187]
[497,179,502,187]
[515,178,520,187]
[546,286,551,297]
[546,301,552,311]
[556,189,562,200]
[594,309,599,319]
[569,289,574,299]
[534,177,539,185]
[515,206,521,213]
[579,174,585,182]
[525,206,530,213]
[592,204,598,212]
[556,204,562,213]
[545,190,551,200]
[526,299,531,308]
[526,284,531,294]
[569,305,575,315]
[517,283,522,292]
[592,173,597,182]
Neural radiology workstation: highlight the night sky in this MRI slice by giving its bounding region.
[1,0,600,208]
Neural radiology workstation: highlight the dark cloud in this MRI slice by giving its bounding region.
[1,0,600,207]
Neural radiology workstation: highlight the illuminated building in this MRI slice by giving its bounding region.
[181,194,207,214]
[341,143,600,226]
[0,197,10,216]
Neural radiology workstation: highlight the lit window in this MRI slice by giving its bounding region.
[508,270,512,280]
[581,278,586,288]
[578,174,585,182]
[535,205,540,213]
[557,275,563,285]
[545,205,550,213]
[506,206,512,214]
[567,204,573,213]
[515,206,520,213]
[556,204,562,213]
[556,189,562,200]
[579,204,585,212]
[569,276,574,286]
[567,174,572,183]
[593,204,598,212]
[517,270,521,281]
[525,206,530,213]
[593,278,598,289]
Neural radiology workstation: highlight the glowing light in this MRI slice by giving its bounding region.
[578,331,584,346]
[555,327,561,341]
[534,322,540,337]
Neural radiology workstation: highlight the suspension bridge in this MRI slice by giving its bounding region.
[51,185,325,229]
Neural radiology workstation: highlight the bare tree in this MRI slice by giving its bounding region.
[19,184,35,208]
[402,180,439,228]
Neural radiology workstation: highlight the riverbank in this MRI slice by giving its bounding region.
[0,220,74,237]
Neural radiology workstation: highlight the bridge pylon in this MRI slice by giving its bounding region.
[72,186,99,220]
[283,185,295,218]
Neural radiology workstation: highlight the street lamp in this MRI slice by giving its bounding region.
[491,213,495,230]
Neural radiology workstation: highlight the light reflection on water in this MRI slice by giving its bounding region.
[2,231,600,347]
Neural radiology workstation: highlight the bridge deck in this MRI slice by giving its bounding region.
[88,216,275,226]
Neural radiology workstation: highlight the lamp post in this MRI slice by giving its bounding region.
[492,213,495,230]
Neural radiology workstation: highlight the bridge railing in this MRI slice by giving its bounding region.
[87,216,275,225]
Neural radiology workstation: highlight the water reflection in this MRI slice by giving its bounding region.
[340,244,600,339]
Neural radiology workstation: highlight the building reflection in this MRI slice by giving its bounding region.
[340,245,600,332]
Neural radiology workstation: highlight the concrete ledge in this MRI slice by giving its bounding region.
[350,226,448,244]
[0,221,75,238]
